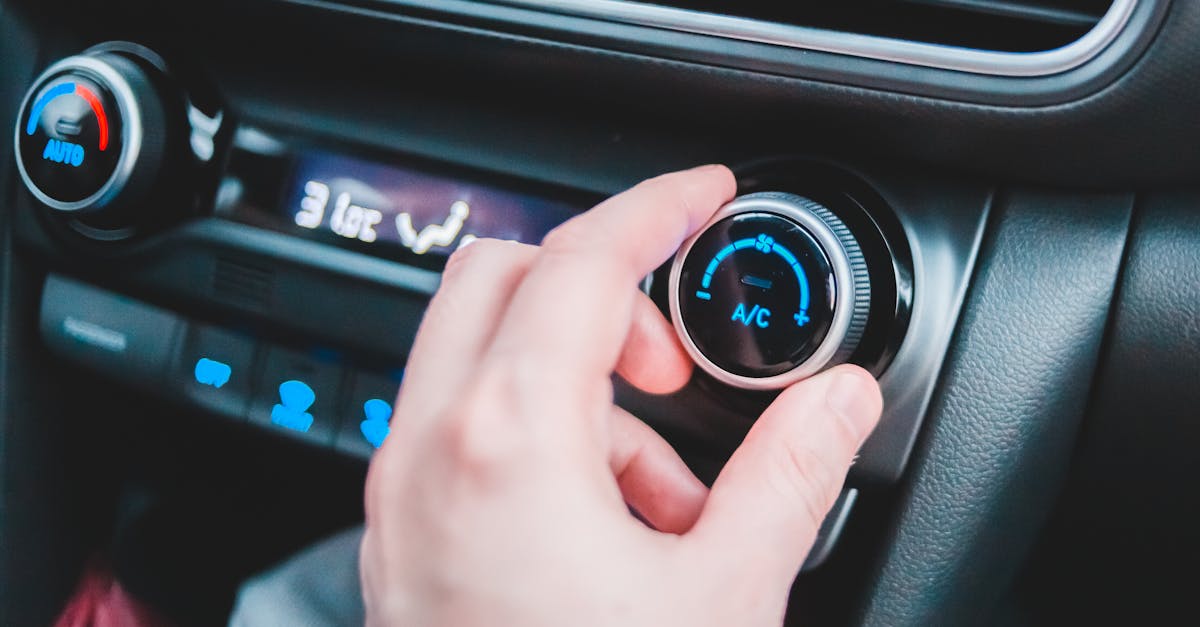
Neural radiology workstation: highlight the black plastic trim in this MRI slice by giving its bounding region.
[275,0,1169,106]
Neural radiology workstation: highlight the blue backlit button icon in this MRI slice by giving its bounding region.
[251,346,342,444]
[179,325,256,420]
[335,370,402,458]
[194,357,232,389]
[271,380,316,433]
[360,398,393,449]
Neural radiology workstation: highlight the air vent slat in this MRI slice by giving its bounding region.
[635,0,1114,53]
[212,257,275,311]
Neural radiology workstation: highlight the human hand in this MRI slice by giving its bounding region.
[360,165,883,626]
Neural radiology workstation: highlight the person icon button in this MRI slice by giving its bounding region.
[249,347,343,444]
[271,380,316,433]
[360,398,393,449]
[335,370,402,457]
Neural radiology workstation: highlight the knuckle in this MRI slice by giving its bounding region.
[362,463,384,525]
[434,374,525,475]
[771,442,842,530]
[362,442,413,526]
[538,223,617,274]
[639,169,686,190]
[624,175,702,239]
[539,221,592,256]
[778,380,869,454]
[826,406,868,458]
[438,408,501,470]
[441,237,506,280]
[640,172,696,209]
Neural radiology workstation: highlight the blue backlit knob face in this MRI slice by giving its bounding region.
[669,193,870,390]
[679,212,834,377]
[17,74,124,206]
[14,54,151,215]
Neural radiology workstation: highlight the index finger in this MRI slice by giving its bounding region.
[485,165,736,397]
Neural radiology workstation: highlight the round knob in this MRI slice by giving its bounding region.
[14,51,165,218]
[669,192,870,390]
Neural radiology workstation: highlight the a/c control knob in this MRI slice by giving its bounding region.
[669,192,870,390]
[14,50,165,221]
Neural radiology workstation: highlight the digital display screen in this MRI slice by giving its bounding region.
[282,151,582,259]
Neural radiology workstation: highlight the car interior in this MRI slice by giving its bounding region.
[0,0,1197,624]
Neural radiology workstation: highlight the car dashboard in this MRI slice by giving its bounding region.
[0,0,1197,625]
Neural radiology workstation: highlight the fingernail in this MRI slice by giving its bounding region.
[826,370,878,441]
[689,164,724,173]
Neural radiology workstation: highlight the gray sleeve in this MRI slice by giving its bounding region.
[228,526,366,627]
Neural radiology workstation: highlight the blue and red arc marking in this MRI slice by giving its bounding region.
[25,82,109,151]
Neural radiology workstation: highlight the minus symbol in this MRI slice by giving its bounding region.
[55,119,83,137]
[740,275,773,290]
[695,291,712,300]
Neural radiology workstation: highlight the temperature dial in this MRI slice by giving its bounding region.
[14,48,166,222]
[669,192,870,390]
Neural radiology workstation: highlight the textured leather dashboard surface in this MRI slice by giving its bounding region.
[1010,193,1200,624]
[856,191,1132,625]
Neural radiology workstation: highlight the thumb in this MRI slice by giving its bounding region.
[687,365,882,582]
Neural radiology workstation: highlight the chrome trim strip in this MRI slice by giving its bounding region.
[485,0,1139,77]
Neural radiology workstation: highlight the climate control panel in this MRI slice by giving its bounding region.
[11,43,973,489]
